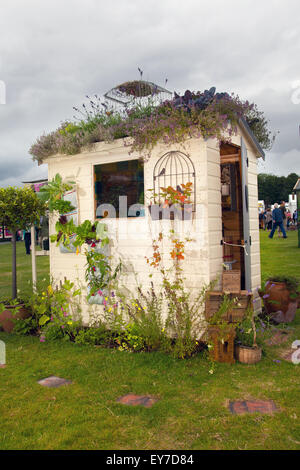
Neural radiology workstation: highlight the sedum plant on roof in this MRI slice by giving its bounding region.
[29,87,275,163]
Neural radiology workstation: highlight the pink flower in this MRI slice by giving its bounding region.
[40,336,46,343]
[61,325,65,329]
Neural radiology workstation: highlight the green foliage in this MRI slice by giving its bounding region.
[235,316,268,349]
[74,325,114,347]
[25,279,82,342]
[30,88,274,163]
[12,316,38,336]
[258,172,299,205]
[37,173,75,214]
[0,186,46,231]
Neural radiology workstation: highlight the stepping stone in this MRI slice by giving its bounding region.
[117,393,158,408]
[266,330,291,346]
[0,364,6,369]
[229,400,278,415]
[38,376,72,388]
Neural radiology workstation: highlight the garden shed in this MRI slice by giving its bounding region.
[41,109,264,324]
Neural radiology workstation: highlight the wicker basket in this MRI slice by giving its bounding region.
[235,345,262,364]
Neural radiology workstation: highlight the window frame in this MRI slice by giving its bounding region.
[93,159,145,220]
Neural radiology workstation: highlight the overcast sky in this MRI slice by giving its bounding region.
[0,0,299,187]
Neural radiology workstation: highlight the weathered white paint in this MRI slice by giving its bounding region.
[45,127,262,323]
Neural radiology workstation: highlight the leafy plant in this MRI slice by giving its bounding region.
[29,87,275,163]
[26,280,82,342]
[0,186,46,298]
[37,173,75,214]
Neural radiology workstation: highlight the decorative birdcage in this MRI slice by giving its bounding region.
[104,80,172,112]
[153,151,196,211]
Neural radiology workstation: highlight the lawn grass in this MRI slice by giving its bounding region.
[0,232,300,450]
[0,241,49,299]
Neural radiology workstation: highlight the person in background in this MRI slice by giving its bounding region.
[293,209,298,226]
[265,207,273,231]
[278,201,287,237]
[286,209,292,229]
[269,203,287,239]
[23,227,31,255]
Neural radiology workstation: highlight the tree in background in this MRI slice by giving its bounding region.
[258,173,299,206]
[0,186,46,299]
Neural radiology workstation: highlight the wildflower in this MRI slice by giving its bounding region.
[61,325,65,329]
[103,300,107,306]
[209,369,214,375]
[40,336,46,343]
[67,321,72,325]
[263,294,270,299]
[97,290,103,296]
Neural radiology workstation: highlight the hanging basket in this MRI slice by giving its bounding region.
[59,235,77,253]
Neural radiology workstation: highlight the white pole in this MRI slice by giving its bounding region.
[31,225,37,293]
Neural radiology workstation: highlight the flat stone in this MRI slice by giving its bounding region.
[266,330,291,346]
[0,364,6,369]
[117,393,158,408]
[38,376,72,388]
[229,400,278,415]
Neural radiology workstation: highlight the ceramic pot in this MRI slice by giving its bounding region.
[0,303,31,333]
[260,281,298,323]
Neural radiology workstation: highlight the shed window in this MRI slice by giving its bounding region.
[94,160,144,218]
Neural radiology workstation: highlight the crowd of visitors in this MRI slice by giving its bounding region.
[259,201,298,240]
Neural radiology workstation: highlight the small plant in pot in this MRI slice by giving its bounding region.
[50,216,78,253]
[235,306,262,364]
[259,276,300,324]
[0,299,31,333]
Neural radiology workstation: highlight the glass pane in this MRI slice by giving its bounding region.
[94,160,144,218]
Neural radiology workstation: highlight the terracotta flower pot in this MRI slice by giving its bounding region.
[235,345,262,364]
[260,281,298,324]
[0,303,31,333]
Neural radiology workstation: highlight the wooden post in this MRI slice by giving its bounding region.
[31,225,37,292]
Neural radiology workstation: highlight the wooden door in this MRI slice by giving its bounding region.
[241,137,251,292]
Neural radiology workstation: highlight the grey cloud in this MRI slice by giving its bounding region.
[0,0,300,187]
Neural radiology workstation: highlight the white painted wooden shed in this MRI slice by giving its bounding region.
[44,119,264,323]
